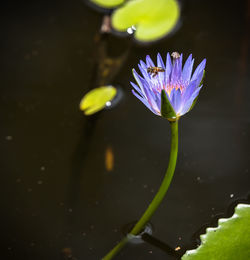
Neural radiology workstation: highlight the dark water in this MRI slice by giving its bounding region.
[1,0,250,259]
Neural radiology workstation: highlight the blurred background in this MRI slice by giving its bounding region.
[1,0,250,259]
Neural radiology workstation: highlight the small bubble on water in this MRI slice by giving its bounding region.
[40,166,45,171]
[27,188,32,192]
[81,232,86,236]
[127,27,133,34]
[148,250,153,254]
[6,136,13,141]
[68,208,73,213]
[143,184,148,189]
[16,178,21,183]
[230,193,234,198]
[37,180,43,185]
[106,101,111,107]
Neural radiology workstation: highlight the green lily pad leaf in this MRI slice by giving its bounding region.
[182,204,250,260]
[161,89,176,119]
[90,0,125,8]
[112,0,180,42]
[80,86,117,115]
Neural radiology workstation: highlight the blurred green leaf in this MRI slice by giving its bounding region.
[112,0,180,42]
[182,204,250,260]
[161,90,176,119]
[90,0,125,8]
[80,86,117,115]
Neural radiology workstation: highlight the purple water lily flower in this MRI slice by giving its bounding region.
[131,52,206,119]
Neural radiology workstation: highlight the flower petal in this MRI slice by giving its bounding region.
[157,53,165,69]
[146,55,155,67]
[157,53,165,84]
[170,53,183,84]
[138,63,150,81]
[130,81,144,97]
[132,89,159,115]
[182,78,199,102]
[191,59,206,82]
[165,52,172,83]
[132,69,148,97]
[181,85,203,115]
[171,88,182,114]
[182,54,194,83]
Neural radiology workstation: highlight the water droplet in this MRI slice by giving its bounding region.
[127,28,133,34]
[106,101,111,107]
[230,193,234,198]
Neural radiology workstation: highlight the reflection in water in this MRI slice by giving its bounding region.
[142,233,181,258]
[105,145,114,172]
[68,16,131,215]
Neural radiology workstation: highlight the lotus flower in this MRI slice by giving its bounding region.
[131,52,206,120]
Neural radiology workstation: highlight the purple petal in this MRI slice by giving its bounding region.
[182,54,194,82]
[157,53,165,83]
[140,59,147,69]
[130,81,144,97]
[132,89,159,115]
[132,69,148,97]
[191,59,206,82]
[138,63,150,81]
[182,79,199,102]
[143,84,160,112]
[195,70,204,86]
[181,85,203,115]
[146,55,155,67]
[170,53,183,84]
[157,53,165,69]
[165,52,172,83]
[171,88,182,113]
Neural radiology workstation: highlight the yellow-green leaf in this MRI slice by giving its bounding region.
[80,86,117,115]
[112,0,180,42]
[90,0,125,8]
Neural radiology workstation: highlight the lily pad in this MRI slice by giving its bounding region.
[182,204,250,260]
[90,0,125,9]
[80,86,117,115]
[112,0,180,42]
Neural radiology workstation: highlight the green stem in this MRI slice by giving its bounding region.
[102,120,178,260]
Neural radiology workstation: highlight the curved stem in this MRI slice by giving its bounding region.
[102,120,178,260]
